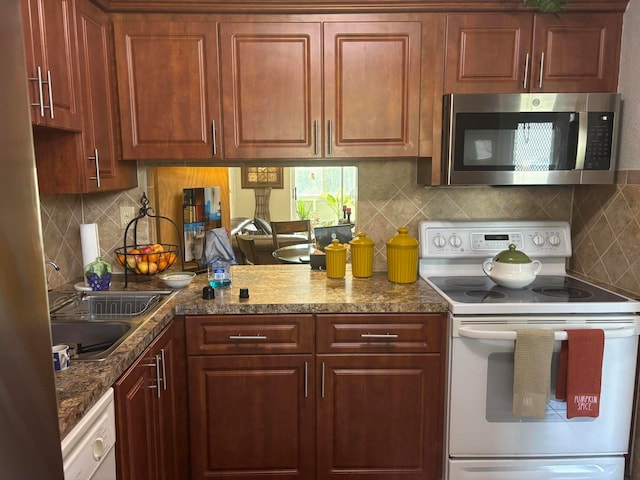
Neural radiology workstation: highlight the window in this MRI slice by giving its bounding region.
[292,166,357,227]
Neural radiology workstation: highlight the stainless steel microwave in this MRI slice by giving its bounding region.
[441,92,621,186]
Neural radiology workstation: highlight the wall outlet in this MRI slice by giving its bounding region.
[120,206,136,229]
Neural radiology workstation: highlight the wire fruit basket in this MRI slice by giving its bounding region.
[117,193,184,287]
[115,243,179,275]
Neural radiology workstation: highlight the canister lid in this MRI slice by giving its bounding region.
[325,238,347,252]
[350,232,374,246]
[386,227,418,247]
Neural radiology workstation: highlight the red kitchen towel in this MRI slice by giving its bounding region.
[557,329,605,418]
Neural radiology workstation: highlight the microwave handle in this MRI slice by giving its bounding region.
[575,111,588,170]
[457,326,636,341]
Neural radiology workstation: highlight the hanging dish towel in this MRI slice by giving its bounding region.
[201,228,237,266]
[556,329,605,418]
[513,329,555,419]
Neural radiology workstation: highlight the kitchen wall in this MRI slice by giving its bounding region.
[41,158,572,288]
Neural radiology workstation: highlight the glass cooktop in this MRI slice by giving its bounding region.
[426,275,634,306]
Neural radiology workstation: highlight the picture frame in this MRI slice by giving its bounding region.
[241,166,284,189]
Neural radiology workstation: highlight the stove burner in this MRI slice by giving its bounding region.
[465,289,507,300]
[444,278,490,288]
[531,286,594,299]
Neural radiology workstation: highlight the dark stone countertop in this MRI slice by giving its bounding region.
[54,265,448,438]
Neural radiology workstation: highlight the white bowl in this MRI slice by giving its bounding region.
[159,271,196,289]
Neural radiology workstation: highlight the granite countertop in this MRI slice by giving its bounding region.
[54,264,448,438]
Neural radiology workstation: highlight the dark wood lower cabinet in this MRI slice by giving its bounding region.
[317,354,443,480]
[186,313,446,480]
[114,317,188,480]
[188,354,315,480]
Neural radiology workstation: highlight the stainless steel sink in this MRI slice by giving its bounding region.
[51,321,133,361]
[49,290,173,361]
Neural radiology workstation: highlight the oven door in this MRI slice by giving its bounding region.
[447,316,638,457]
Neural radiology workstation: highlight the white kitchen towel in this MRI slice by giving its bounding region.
[80,223,101,273]
[512,329,555,419]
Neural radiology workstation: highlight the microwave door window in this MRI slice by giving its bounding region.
[455,112,578,171]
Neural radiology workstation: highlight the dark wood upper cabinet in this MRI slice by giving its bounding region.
[219,19,422,159]
[219,22,323,159]
[444,12,622,93]
[76,0,137,192]
[33,0,137,194]
[22,0,83,130]
[324,21,422,158]
[113,17,222,160]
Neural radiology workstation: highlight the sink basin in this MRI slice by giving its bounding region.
[51,321,133,361]
[49,290,174,361]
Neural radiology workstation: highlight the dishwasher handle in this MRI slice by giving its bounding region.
[457,326,637,341]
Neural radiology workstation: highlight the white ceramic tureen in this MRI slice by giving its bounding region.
[482,243,542,289]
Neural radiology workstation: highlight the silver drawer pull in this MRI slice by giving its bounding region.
[228,334,267,340]
[361,333,399,339]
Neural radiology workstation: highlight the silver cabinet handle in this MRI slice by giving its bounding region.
[313,120,319,155]
[538,52,545,89]
[304,361,308,398]
[45,69,54,118]
[211,120,217,156]
[360,333,399,339]
[327,120,333,155]
[88,148,100,188]
[523,52,530,90]
[160,349,167,391]
[228,334,267,340]
[29,66,45,117]
[321,362,325,398]
[143,356,162,398]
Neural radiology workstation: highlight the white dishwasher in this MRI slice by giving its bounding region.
[61,388,116,480]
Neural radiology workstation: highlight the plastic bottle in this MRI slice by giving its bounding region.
[208,259,232,289]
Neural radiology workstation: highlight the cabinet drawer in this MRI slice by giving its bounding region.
[186,315,314,355]
[317,313,444,354]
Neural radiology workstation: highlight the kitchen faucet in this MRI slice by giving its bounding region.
[45,260,60,271]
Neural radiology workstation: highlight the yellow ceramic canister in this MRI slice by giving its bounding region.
[386,227,418,283]
[325,239,348,279]
[350,232,374,278]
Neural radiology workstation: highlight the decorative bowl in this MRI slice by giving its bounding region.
[158,271,196,289]
[115,243,178,275]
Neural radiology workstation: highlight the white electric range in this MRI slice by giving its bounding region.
[418,220,640,480]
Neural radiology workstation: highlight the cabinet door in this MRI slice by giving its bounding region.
[114,350,160,480]
[317,354,444,480]
[22,0,82,130]
[219,22,322,159]
[151,319,189,480]
[76,0,136,192]
[444,13,533,93]
[532,13,622,92]
[188,354,315,480]
[114,18,221,160]
[324,22,422,157]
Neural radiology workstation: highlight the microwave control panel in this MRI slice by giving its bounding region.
[584,112,614,170]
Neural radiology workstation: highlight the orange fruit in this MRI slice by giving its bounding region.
[158,258,168,271]
[116,254,125,266]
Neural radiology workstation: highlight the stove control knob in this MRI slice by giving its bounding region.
[548,233,561,247]
[433,235,446,248]
[532,234,545,247]
[449,234,462,248]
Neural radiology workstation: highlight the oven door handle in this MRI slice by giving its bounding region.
[457,326,637,341]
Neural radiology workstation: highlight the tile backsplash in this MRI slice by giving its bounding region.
[570,171,640,297]
[40,159,640,301]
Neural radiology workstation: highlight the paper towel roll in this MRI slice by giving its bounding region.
[80,223,101,271]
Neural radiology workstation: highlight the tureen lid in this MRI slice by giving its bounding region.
[493,244,532,264]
